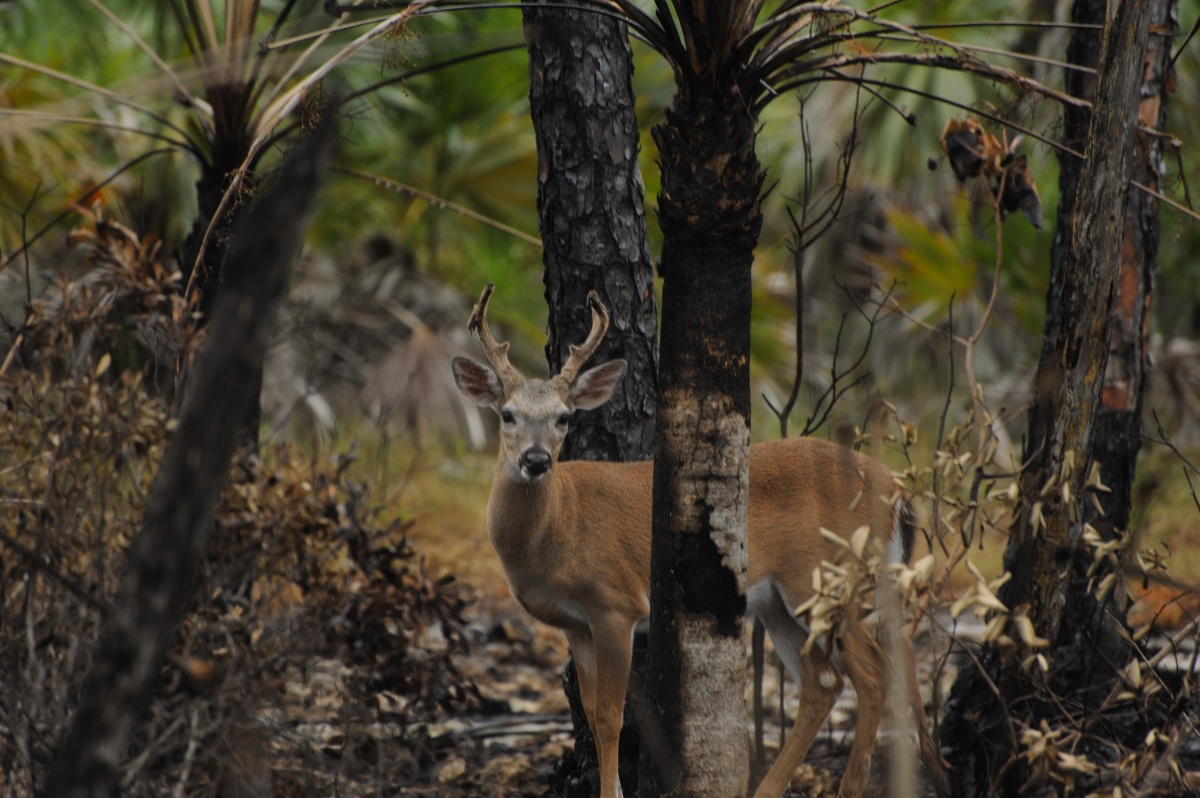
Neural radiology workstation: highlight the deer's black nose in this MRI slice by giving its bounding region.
[520,449,552,477]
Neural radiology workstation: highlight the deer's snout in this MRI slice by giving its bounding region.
[519,448,552,478]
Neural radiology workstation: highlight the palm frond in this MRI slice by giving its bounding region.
[0,53,196,145]
[84,0,208,139]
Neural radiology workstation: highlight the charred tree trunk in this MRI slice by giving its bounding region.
[642,87,762,797]
[944,2,1157,794]
[1039,0,1177,704]
[44,119,332,798]
[524,4,658,796]
[525,1,658,465]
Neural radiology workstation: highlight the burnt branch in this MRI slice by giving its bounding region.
[42,117,334,798]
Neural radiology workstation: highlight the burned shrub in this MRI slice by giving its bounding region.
[1,214,476,796]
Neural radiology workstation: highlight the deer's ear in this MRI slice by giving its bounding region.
[569,360,627,410]
[452,357,504,407]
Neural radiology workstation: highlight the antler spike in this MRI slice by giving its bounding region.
[555,290,610,386]
[467,282,520,389]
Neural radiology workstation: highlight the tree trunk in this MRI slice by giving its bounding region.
[943,2,1157,794]
[44,118,331,798]
[1085,0,1176,537]
[523,3,658,796]
[179,89,259,448]
[643,89,762,797]
[1038,0,1178,704]
[525,1,658,465]
[1011,0,1151,645]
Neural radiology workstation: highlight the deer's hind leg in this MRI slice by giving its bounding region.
[836,614,887,798]
[750,582,844,798]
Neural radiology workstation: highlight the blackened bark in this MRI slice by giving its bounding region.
[1035,0,1106,376]
[1087,0,1174,538]
[525,1,658,465]
[643,91,761,798]
[524,5,658,797]
[944,3,1157,795]
[179,86,258,447]
[1053,0,1177,702]
[43,120,332,798]
[181,143,248,321]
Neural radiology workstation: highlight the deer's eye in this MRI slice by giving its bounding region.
[556,413,571,427]
[501,410,515,424]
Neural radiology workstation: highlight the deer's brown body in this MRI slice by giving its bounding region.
[453,285,947,798]
[488,438,901,633]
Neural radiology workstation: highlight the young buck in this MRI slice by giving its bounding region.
[451,284,948,798]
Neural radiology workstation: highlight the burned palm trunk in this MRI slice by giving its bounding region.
[181,85,256,324]
[643,90,761,797]
[524,3,658,795]
[179,87,260,446]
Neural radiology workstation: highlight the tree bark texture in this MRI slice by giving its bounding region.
[525,0,658,465]
[523,4,658,796]
[643,90,762,798]
[1035,0,1177,701]
[1088,0,1175,537]
[1006,0,1156,659]
[944,2,1156,795]
[1034,0,1176,537]
[1005,0,1151,670]
[181,87,256,325]
[43,120,331,798]
[179,87,260,448]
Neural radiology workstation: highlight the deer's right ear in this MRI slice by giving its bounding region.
[570,359,627,410]
[452,357,504,407]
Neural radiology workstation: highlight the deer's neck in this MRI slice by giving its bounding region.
[486,457,567,566]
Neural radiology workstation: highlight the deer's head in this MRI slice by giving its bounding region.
[452,284,627,482]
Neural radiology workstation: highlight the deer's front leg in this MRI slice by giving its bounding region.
[574,614,634,798]
[564,627,609,798]
[564,626,598,733]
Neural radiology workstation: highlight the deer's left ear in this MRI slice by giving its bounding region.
[569,360,627,410]
[452,357,505,408]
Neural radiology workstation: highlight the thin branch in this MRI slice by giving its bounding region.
[259,42,528,152]
[1164,11,1199,76]
[263,14,393,49]
[253,1,398,139]
[820,66,914,125]
[762,51,1090,113]
[931,295,956,557]
[83,0,210,141]
[336,166,543,246]
[0,54,196,144]
[868,30,1098,75]
[249,0,303,89]
[769,206,806,440]
[762,72,1077,158]
[288,2,671,59]
[0,528,108,613]
[0,149,178,276]
[800,283,892,438]
[1132,179,1200,224]
[0,110,196,152]
[910,20,1102,33]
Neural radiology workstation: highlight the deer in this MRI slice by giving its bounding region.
[451,284,949,798]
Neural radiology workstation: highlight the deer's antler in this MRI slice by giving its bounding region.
[554,290,609,387]
[467,283,520,390]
